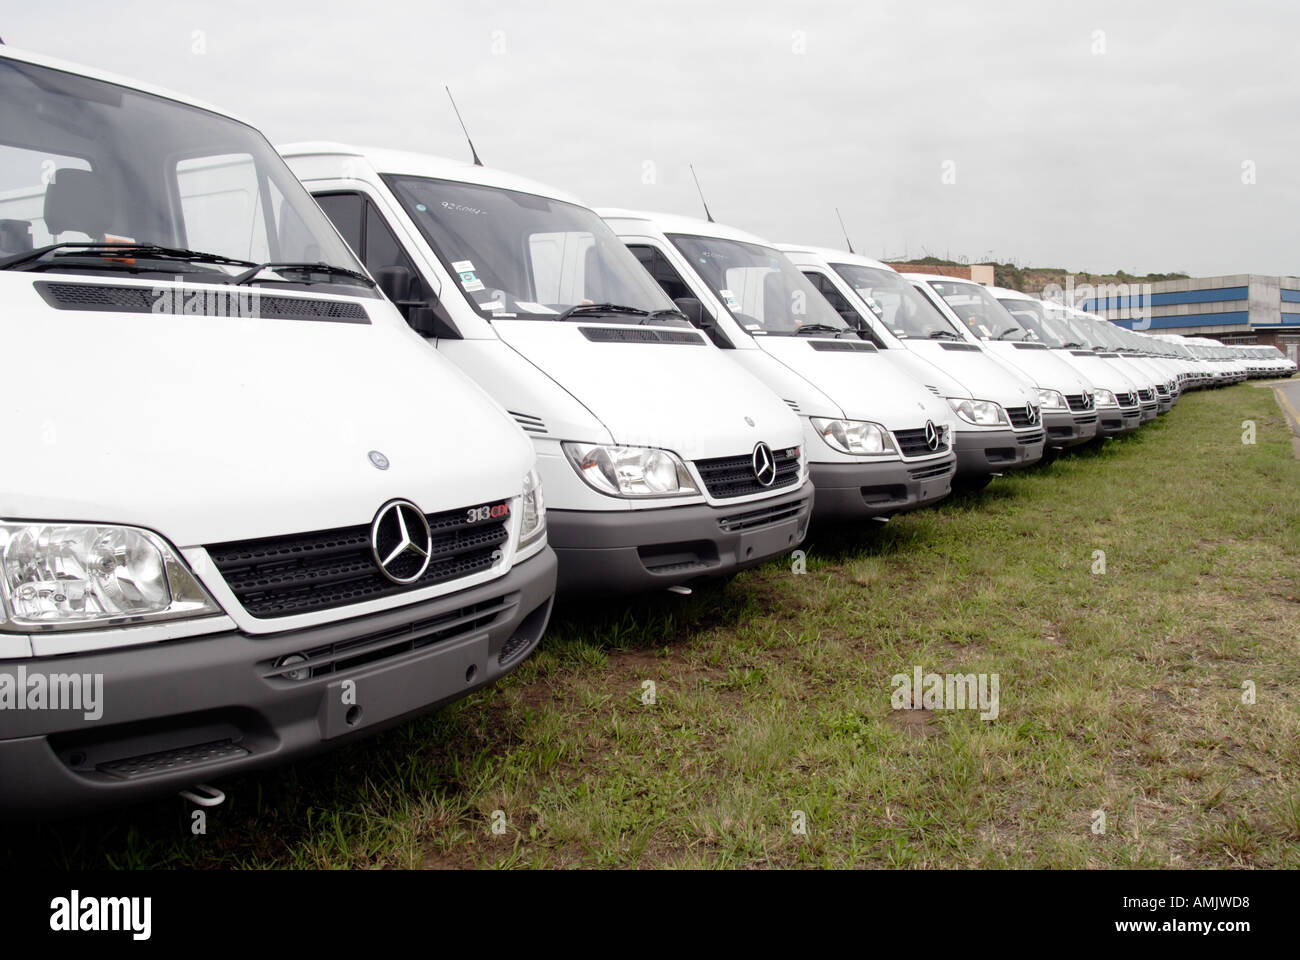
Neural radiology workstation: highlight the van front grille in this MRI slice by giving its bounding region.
[694,447,800,499]
[1007,406,1040,428]
[207,502,511,619]
[893,427,950,457]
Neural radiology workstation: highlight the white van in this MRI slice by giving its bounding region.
[773,249,1047,486]
[282,147,812,593]
[913,279,1101,457]
[0,49,556,818]
[599,214,959,518]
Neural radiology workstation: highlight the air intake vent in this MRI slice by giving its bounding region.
[938,342,981,352]
[34,281,370,324]
[807,340,877,352]
[1070,350,1095,357]
[578,326,704,345]
[1011,342,1049,350]
[784,399,801,415]
[509,412,547,435]
[925,385,942,396]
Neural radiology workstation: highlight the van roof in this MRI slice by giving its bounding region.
[773,243,897,272]
[596,208,775,246]
[279,142,586,206]
[0,44,253,127]
[989,286,1035,301]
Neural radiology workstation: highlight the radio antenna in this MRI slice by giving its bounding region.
[445,87,483,167]
[835,208,855,254]
[689,164,715,223]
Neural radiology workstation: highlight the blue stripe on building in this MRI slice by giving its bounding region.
[1281,290,1300,304]
[1112,311,1251,330]
[1079,286,1248,311]
[1254,313,1300,327]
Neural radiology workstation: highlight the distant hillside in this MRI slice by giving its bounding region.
[889,256,1190,293]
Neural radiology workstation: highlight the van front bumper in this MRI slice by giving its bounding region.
[808,453,955,520]
[547,484,812,593]
[0,548,557,821]
[1043,410,1099,448]
[954,428,1045,476]
[1098,407,1142,437]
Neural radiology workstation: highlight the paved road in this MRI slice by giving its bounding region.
[1270,379,1300,457]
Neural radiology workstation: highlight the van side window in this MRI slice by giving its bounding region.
[314,191,426,300]
[315,193,364,254]
[627,243,694,302]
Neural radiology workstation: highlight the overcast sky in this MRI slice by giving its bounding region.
[6,0,1297,277]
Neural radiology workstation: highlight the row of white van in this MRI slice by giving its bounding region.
[0,46,1287,818]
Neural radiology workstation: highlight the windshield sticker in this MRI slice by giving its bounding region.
[452,260,485,292]
[104,233,136,244]
[978,324,991,337]
[720,289,740,310]
[513,301,559,314]
[746,323,763,331]
[863,296,885,319]
[482,299,506,311]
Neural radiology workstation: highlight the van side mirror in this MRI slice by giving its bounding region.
[374,264,459,339]
[673,297,712,329]
[375,265,413,304]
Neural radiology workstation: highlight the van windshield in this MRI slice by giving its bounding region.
[0,55,368,291]
[927,280,1027,341]
[385,176,677,321]
[994,298,1066,347]
[670,234,851,335]
[830,263,955,339]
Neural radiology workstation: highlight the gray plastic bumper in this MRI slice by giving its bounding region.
[0,547,557,820]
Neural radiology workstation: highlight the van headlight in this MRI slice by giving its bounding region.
[0,522,219,629]
[518,468,546,548]
[946,398,1008,426]
[1093,389,1118,408]
[1036,388,1067,411]
[562,443,699,498]
[810,418,895,456]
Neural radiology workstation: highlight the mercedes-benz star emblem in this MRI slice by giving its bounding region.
[370,500,432,584]
[368,450,390,471]
[924,420,940,451]
[752,442,778,487]
[1027,404,1039,425]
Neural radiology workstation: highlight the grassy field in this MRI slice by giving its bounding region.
[6,383,1299,869]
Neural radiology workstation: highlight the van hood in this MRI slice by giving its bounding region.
[754,336,953,430]
[2,274,533,547]
[1052,350,1139,394]
[491,319,802,458]
[982,342,1095,394]
[898,339,1039,407]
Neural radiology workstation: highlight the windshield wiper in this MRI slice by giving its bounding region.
[994,328,1027,340]
[231,261,376,287]
[794,323,846,337]
[643,309,691,326]
[927,329,963,340]
[554,302,649,322]
[0,242,258,272]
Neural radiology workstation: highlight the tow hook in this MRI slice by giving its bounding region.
[179,783,226,808]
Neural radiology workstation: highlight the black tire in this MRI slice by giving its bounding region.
[951,473,994,494]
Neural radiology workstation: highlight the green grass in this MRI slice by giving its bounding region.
[5,385,1299,869]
